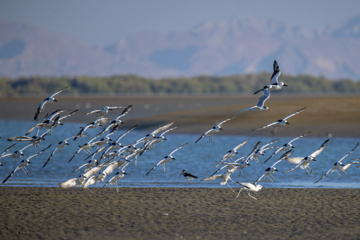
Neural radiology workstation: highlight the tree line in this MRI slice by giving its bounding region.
[0,73,359,96]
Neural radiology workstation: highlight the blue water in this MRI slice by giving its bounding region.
[0,120,359,189]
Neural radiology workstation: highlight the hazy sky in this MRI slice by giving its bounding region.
[1,0,360,47]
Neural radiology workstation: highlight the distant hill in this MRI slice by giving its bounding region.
[1,17,360,80]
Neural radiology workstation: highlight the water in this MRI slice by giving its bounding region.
[0,120,359,189]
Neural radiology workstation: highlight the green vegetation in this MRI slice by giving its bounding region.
[0,73,359,96]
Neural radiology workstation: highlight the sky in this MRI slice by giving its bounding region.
[1,0,360,47]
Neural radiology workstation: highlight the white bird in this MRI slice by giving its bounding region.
[253,107,306,135]
[315,143,359,183]
[136,122,175,145]
[102,170,128,193]
[180,170,198,182]
[26,109,66,135]
[146,143,188,175]
[264,132,311,163]
[2,144,51,184]
[202,171,236,191]
[235,182,263,200]
[97,105,133,136]
[59,175,87,188]
[284,138,330,175]
[214,138,250,168]
[34,86,68,121]
[341,161,360,173]
[74,118,106,140]
[253,60,287,94]
[195,117,235,143]
[236,87,272,114]
[251,139,280,163]
[77,105,126,119]
[254,150,293,184]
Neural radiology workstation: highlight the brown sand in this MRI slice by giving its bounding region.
[0,187,359,240]
[1,94,360,138]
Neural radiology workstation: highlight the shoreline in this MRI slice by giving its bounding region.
[1,187,359,239]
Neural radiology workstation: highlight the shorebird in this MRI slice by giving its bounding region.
[202,170,236,191]
[284,138,330,175]
[102,170,128,193]
[146,143,188,175]
[77,106,126,119]
[254,150,293,184]
[195,117,235,143]
[264,132,311,163]
[253,107,306,135]
[315,143,359,183]
[2,144,51,184]
[26,109,66,135]
[253,60,287,94]
[235,182,263,200]
[251,139,280,163]
[236,87,272,114]
[59,175,87,188]
[341,160,360,173]
[180,170,198,182]
[74,118,106,140]
[214,138,250,168]
[136,122,175,145]
[34,86,68,121]
[97,105,133,136]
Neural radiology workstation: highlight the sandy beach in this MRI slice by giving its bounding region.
[0,187,359,239]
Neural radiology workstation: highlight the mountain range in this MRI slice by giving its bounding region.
[1,16,360,80]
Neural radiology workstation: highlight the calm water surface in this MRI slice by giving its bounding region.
[0,120,359,189]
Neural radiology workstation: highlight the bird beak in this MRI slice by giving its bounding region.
[267,108,272,111]
[284,84,288,87]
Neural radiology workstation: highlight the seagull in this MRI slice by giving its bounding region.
[102,170,128,193]
[284,138,330,175]
[254,150,293,184]
[214,138,250,168]
[34,86,68,121]
[146,143,188,175]
[2,144,51,184]
[235,182,263,200]
[253,107,307,135]
[97,105,133,136]
[236,87,272,114]
[253,60,287,94]
[26,109,67,135]
[315,142,359,183]
[77,106,126,119]
[180,170,198,182]
[195,117,235,143]
[264,131,311,163]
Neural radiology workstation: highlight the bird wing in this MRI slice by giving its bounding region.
[270,60,281,84]
[34,100,47,121]
[271,150,294,168]
[288,131,311,144]
[257,88,270,108]
[114,105,133,120]
[217,117,234,127]
[59,178,78,188]
[28,144,52,160]
[151,122,175,136]
[145,159,165,176]
[194,130,210,144]
[0,143,17,157]
[235,106,256,115]
[309,138,330,159]
[314,168,333,184]
[202,174,223,181]
[115,125,138,143]
[341,161,359,173]
[261,139,280,150]
[49,86,68,98]
[284,157,304,164]
[254,121,278,131]
[233,138,251,151]
[283,107,307,120]
[2,167,19,184]
[338,142,359,164]
[169,143,188,156]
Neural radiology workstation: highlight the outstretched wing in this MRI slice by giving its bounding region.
[309,138,330,159]
[169,143,188,156]
[283,107,307,120]
[257,88,271,108]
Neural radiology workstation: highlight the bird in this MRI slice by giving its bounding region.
[264,132,311,163]
[253,107,306,135]
[235,182,263,200]
[26,109,66,135]
[59,175,87,188]
[102,170,128,193]
[315,143,359,183]
[253,60,287,94]
[77,105,126,119]
[2,144,51,184]
[202,170,236,191]
[341,160,360,173]
[236,87,272,114]
[146,143,188,175]
[195,117,235,143]
[34,86,68,121]
[214,138,250,168]
[254,150,293,184]
[180,170,198,182]
[251,139,280,163]
[74,118,106,140]
[136,122,175,145]
[284,138,330,175]
[96,105,133,136]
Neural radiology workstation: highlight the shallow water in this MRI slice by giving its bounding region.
[0,120,359,189]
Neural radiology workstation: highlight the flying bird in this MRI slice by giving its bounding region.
[253,107,306,135]
[180,170,198,182]
[195,117,235,143]
[34,86,68,121]
[235,182,263,200]
[146,143,188,175]
[236,87,272,114]
[253,60,287,94]
[315,142,359,183]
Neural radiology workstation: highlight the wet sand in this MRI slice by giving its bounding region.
[0,187,359,240]
[1,94,360,138]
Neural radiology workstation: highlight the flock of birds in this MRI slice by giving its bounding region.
[1,60,359,200]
